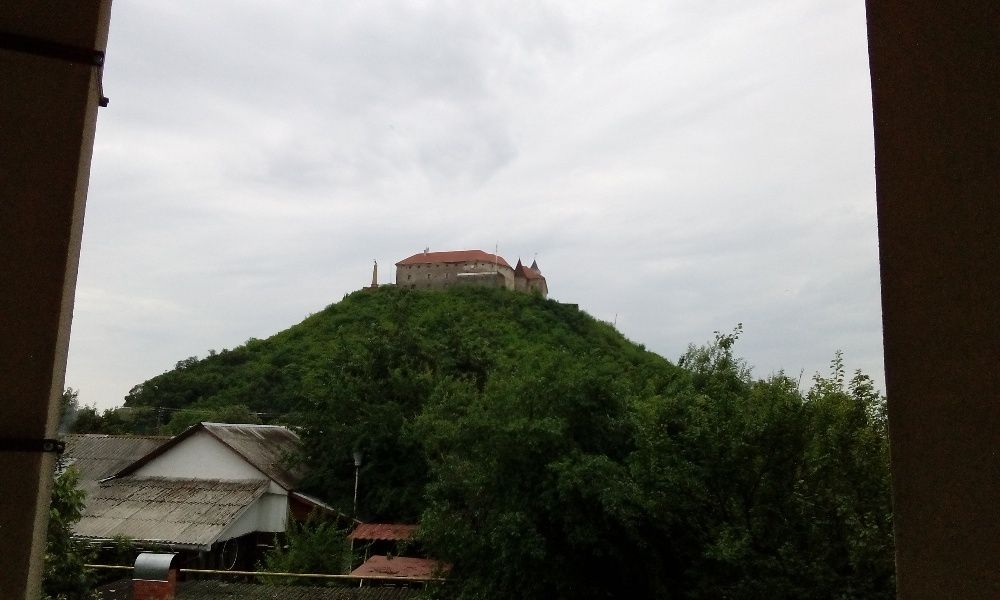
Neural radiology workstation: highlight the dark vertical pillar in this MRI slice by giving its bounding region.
[0,2,112,598]
[866,1,1000,597]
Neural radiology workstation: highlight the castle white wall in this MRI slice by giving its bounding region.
[396,261,514,290]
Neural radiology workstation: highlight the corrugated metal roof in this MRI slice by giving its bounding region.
[95,579,421,600]
[348,523,418,542]
[62,434,169,497]
[74,477,267,549]
[202,423,305,490]
[113,423,305,490]
[350,556,450,579]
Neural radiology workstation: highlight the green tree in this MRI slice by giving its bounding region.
[413,356,671,600]
[415,328,894,600]
[68,405,102,433]
[655,339,894,599]
[795,355,895,597]
[43,467,97,600]
[291,287,680,522]
[258,519,352,582]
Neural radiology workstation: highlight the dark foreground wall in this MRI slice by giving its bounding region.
[0,2,111,598]
[867,1,1000,597]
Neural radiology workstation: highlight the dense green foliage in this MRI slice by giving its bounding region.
[43,467,97,600]
[258,519,352,580]
[87,286,893,598]
[120,286,663,417]
[413,331,893,600]
[108,286,678,520]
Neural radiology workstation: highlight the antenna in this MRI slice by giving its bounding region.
[494,241,499,272]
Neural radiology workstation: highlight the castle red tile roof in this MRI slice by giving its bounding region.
[396,250,511,269]
[349,523,418,541]
[514,259,545,281]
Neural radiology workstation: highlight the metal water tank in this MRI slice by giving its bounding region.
[133,552,177,581]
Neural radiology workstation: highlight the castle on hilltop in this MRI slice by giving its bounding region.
[391,249,548,297]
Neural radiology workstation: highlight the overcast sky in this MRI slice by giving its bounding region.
[66,0,882,411]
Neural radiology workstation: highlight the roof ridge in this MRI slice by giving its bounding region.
[202,422,287,428]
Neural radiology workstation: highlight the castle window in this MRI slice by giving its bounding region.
[407,275,412,281]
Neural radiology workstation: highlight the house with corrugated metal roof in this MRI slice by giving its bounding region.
[73,422,341,569]
[61,434,170,498]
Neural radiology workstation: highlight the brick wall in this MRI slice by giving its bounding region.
[132,569,176,600]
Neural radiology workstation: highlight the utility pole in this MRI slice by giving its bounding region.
[352,451,363,518]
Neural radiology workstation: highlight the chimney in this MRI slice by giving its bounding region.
[132,553,178,600]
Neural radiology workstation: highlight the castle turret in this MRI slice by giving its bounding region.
[514,256,548,297]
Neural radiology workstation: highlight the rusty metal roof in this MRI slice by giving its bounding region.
[62,434,169,497]
[350,556,450,579]
[178,581,421,599]
[348,523,418,542]
[95,579,421,600]
[74,476,267,549]
[113,423,305,490]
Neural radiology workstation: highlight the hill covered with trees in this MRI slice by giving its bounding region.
[74,286,894,599]
[100,286,678,431]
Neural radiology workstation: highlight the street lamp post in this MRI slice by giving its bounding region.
[352,451,363,518]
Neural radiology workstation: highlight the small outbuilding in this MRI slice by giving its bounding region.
[350,555,450,581]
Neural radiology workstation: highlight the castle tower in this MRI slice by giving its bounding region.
[514,257,548,298]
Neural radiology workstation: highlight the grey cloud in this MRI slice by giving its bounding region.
[68,1,883,408]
